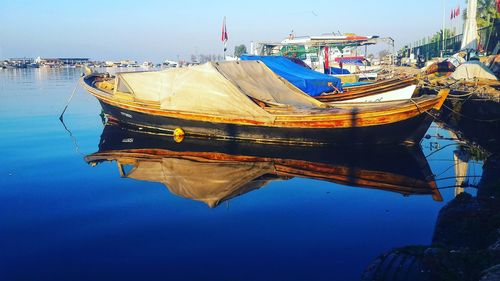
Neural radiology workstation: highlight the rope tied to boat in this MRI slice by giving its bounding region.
[409,97,445,122]
[59,73,84,121]
[409,98,422,114]
[441,103,500,122]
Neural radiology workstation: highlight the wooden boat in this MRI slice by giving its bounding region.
[319,77,419,103]
[80,61,449,146]
[84,123,443,207]
[241,55,420,103]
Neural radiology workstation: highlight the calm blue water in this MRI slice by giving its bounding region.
[0,68,484,280]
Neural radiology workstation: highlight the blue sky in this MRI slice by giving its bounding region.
[0,0,466,62]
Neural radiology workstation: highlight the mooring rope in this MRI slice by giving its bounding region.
[442,103,500,122]
[435,184,479,190]
[408,98,422,114]
[425,143,459,158]
[434,175,482,181]
[59,74,83,121]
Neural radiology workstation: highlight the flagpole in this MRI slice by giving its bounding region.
[222,16,228,61]
[441,0,445,57]
[223,16,225,60]
[224,15,226,60]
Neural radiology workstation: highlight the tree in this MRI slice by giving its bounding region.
[234,44,247,57]
[429,29,455,43]
[464,0,500,28]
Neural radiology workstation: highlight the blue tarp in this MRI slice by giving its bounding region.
[343,81,372,87]
[337,58,365,66]
[329,67,350,74]
[240,55,342,97]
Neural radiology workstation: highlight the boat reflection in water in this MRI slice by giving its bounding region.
[85,122,442,207]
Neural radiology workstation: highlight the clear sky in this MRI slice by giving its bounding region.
[0,0,466,62]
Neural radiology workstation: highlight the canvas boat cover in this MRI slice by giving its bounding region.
[113,61,323,122]
[240,55,343,96]
[125,157,276,207]
[451,61,498,81]
[330,67,351,74]
[334,56,365,66]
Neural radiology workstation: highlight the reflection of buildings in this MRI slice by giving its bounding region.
[361,109,500,280]
[362,144,498,280]
[361,190,500,280]
[439,94,500,154]
[85,123,442,207]
[453,149,469,196]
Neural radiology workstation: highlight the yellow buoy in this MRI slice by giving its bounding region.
[173,127,185,143]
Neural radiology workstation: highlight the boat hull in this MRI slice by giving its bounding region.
[98,99,434,146]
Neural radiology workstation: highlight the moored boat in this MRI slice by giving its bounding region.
[318,77,418,103]
[241,55,420,103]
[80,61,449,145]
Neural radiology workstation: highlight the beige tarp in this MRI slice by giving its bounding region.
[451,61,498,81]
[125,157,276,207]
[114,61,323,121]
[214,61,323,107]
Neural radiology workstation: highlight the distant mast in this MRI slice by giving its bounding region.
[221,16,228,60]
[461,0,479,51]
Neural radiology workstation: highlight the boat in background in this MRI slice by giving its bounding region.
[241,55,420,103]
[318,77,418,103]
[81,61,448,146]
[240,55,344,96]
[85,123,443,207]
[251,33,392,79]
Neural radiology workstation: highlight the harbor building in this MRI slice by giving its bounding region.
[35,57,90,66]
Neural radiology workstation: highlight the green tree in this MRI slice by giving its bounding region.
[464,0,500,28]
[430,29,455,43]
[234,44,247,57]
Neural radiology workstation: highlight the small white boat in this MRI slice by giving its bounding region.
[332,84,417,103]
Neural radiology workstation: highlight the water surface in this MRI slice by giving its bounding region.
[0,68,493,280]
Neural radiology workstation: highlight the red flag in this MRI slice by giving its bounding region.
[324,46,330,71]
[497,0,500,13]
[456,7,460,18]
[221,17,228,42]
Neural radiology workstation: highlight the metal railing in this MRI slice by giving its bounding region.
[402,20,499,59]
